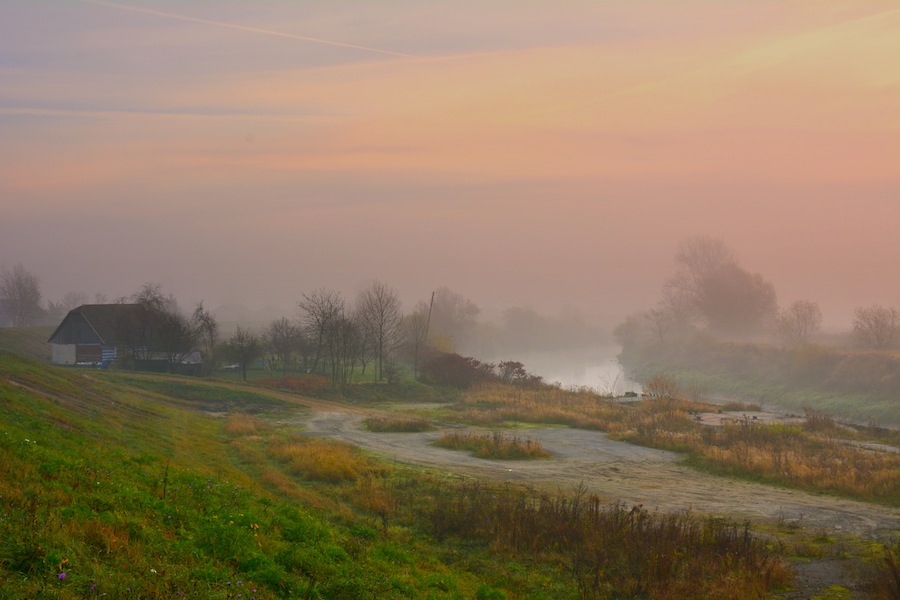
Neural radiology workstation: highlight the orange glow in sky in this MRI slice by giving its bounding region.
[0,1,897,326]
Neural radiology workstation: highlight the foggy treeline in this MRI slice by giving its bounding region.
[614,235,900,351]
[0,263,606,382]
[2,235,898,390]
[611,236,900,425]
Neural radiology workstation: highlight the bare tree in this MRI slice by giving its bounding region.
[61,291,89,311]
[659,285,696,334]
[356,281,403,382]
[191,301,219,373]
[428,286,480,351]
[130,282,179,314]
[668,235,736,299]
[45,290,90,325]
[645,307,674,343]
[116,283,195,369]
[776,300,822,346]
[327,312,363,385]
[852,305,900,350]
[403,302,431,381]
[297,288,344,374]
[155,309,196,367]
[0,264,42,327]
[227,325,261,381]
[265,316,300,373]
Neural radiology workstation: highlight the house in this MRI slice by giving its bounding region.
[48,304,144,365]
[49,303,203,374]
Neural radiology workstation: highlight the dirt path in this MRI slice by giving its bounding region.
[300,409,899,539]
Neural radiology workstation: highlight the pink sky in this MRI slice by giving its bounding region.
[0,1,897,328]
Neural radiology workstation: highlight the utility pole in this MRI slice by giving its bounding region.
[424,290,434,345]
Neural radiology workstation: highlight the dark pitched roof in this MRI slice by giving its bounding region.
[48,304,147,345]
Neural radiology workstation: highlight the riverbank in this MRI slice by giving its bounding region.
[618,338,900,428]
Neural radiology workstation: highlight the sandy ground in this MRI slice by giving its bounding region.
[298,409,899,540]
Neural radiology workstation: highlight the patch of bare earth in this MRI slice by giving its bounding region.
[301,410,898,539]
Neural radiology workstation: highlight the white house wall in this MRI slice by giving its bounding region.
[51,343,76,365]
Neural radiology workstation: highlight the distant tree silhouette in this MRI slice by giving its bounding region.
[776,300,822,346]
[852,305,900,350]
[0,264,42,326]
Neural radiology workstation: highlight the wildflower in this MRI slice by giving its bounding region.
[59,573,66,580]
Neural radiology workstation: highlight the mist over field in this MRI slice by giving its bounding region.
[1,0,898,336]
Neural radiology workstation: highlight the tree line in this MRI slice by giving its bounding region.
[0,264,558,383]
[614,235,900,351]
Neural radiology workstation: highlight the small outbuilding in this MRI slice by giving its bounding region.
[47,304,144,365]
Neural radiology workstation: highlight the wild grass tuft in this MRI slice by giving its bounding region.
[424,483,790,599]
[446,383,900,504]
[268,438,390,483]
[434,430,552,459]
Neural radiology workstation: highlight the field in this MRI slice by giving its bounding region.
[1,349,898,598]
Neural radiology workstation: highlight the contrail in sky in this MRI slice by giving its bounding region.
[81,0,416,59]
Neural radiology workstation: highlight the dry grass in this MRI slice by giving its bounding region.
[434,431,552,460]
[223,413,269,436]
[268,438,390,483]
[425,483,790,599]
[449,384,900,505]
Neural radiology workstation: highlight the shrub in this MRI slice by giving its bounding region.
[421,352,497,388]
[268,439,389,483]
[434,431,551,460]
[256,374,329,395]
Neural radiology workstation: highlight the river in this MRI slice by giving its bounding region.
[485,345,642,395]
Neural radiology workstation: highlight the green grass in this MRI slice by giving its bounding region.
[0,352,815,598]
[0,353,528,598]
[99,371,295,413]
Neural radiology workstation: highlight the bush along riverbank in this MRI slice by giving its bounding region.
[616,333,900,427]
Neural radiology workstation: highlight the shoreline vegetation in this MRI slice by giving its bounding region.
[440,381,900,507]
[616,334,900,427]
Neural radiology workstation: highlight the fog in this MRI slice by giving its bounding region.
[481,348,643,395]
[1,1,898,333]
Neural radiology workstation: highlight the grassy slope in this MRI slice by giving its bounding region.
[0,353,529,599]
[1,336,892,598]
[0,326,52,362]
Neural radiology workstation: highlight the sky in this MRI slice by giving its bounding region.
[1,0,898,329]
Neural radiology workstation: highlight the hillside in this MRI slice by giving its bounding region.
[1,353,811,598]
[0,353,523,598]
[0,326,52,362]
[3,340,898,598]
